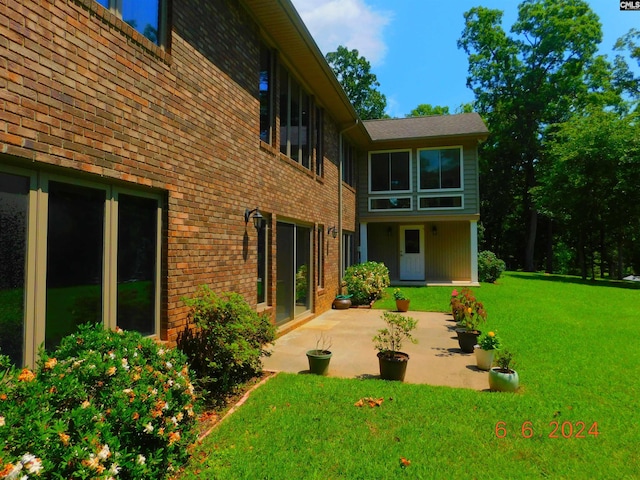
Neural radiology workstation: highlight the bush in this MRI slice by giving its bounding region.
[178,287,276,405]
[343,262,390,306]
[478,250,506,283]
[0,323,197,479]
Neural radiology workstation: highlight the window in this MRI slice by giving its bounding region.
[342,141,355,186]
[96,0,166,46]
[260,43,274,144]
[342,232,355,278]
[369,197,412,211]
[419,195,463,210]
[317,225,324,289]
[419,147,463,191]
[257,217,269,304]
[315,107,324,177]
[280,67,311,169]
[369,150,411,192]
[0,167,162,366]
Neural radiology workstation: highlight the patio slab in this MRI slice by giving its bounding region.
[263,308,489,390]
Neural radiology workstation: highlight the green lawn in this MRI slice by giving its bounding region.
[180,272,640,479]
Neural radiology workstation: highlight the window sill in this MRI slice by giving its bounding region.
[259,140,278,156]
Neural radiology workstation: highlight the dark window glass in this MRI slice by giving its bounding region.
[420,148,461,190]
[290,80,300,162]
[279,67,289,156]
[420,196,462,208]
[123,0,160,45]
[370,197,411,210]
[117,194,157,335]
[391,151,410,190]
[315,107,324,176]
[0,173,29,366]
[301,92,310,168]
[419,150,440,189]
[46,182,105,350]
[260,44,272,143]
[370,153,389,191]
[405,229,420,254]
[441,149,461,188]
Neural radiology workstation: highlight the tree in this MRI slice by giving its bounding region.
[458,0,603,271]
[406,104,449,117]
[326,46,387,120]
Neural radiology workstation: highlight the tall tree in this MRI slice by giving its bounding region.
[326,46,387,120]
[406,104,450,117]
[458,0,602,271]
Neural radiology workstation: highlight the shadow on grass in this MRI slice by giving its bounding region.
[508,272,640,290]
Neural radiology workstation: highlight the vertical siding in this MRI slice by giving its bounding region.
[425,221,471,282]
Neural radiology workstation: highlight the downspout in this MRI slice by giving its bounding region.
[338,119,360,285]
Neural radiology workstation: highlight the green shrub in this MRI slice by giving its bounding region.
[343,262,390,306]
[478,250,506,283]
[0,323,197,479]
[178,287,276,405]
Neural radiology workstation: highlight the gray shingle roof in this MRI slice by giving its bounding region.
[363,113,488,141]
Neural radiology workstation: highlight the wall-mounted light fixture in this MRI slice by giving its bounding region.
[432,225,438,236]
[244,207,264,231]
[327,226,338,239]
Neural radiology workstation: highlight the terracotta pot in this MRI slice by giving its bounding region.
[489,367,519,392]
[395,299,410,312]
[377,351,409,381]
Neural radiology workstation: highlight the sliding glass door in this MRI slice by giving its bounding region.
[276,222,311,325]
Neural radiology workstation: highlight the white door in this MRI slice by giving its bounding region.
[400,226,425,280]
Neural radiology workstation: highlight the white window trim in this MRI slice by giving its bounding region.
[368,196,413,212]
[417,146,464,193]
[418,194,465,211]
[368,149,413,194]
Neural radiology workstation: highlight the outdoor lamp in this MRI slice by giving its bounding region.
[244,207,264,231]
[327,226,338,238]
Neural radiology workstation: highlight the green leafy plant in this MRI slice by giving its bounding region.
[0,323,197,479]
[373,312,418,359]
[178,286,276,406]
[478,331,501,350]
[393,288,408,301]
[494,349,515,373]
[343,262,390,306]
[478,250,506,283]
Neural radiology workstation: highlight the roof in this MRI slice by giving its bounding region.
[363,113,489,142]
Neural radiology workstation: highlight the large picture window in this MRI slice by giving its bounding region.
[0,167,162,367]
[419,147,463,191]
[369,150,411,193]
[280,67,311,169]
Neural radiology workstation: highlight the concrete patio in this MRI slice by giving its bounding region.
[263,308,489,390]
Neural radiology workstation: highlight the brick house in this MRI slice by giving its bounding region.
[0,0,487,367]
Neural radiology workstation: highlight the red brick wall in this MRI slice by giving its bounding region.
[0,0,356,342]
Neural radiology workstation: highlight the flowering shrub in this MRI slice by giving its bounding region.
[178,287,276,406]
[450,288,487,332]
[0,324,197,479]
[343,262,390,306]
[478,331,501,350]
[478,250,506,283]
[373,312,418,358]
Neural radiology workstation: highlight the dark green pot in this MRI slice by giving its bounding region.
[456,329,481,353]
[377,351,409,381]
[306,350,332,375]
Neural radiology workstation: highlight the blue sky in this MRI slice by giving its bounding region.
[291,0,639,118]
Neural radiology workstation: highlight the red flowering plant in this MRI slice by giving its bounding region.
[451,288,487,333]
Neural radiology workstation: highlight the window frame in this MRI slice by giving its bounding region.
[316,225,324,290]
[96,0,169,48]
[418,194,464,211]
[368,149,412,194]
[368,196,413,212]
[279,66,312,169]
[417,146,464,192]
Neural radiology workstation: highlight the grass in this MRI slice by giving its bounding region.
[179,272,640,479]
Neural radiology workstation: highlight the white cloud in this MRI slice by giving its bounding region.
[291,0,392,66]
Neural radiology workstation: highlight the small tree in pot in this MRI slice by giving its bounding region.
[373,312,418,381]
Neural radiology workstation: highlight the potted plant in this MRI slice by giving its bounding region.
[474,331,501,370]
[455,290,487,353]
[373,312,418,381]
[393,288,410,312]
[306,334,333,375]
[489,349,519,392]
[449,289,465,322]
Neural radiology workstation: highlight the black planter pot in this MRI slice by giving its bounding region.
[306,349,332,375]
[377,351,410,381]
[456,329,481,353]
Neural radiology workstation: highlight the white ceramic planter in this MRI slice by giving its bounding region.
[474,345,495,371]
[488,367,519,392]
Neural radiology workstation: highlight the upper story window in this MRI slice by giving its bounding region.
[342,140,356,187]
[418,147,463,191]
[260,43,274,144]
[315,107,324,177]
[280,66,311,169]
[369,150,411,193]
[96,0,166,46]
